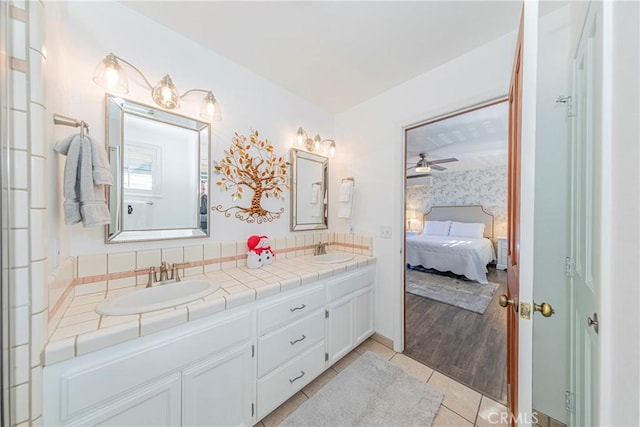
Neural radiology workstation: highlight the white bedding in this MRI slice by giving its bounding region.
[406,235,496,284]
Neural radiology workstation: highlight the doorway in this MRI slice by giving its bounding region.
[403,98,509,403]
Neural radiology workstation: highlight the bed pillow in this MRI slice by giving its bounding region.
[422,220,451,236]
[449,221,485,238]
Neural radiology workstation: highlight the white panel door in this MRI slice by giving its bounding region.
[353,287,374,345]
[569,3,602,426]
[327,297,354,364]
[182,343,254,427]
[69,374,181,427]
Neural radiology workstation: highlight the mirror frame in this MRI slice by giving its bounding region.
[290,148,329,231]
[105,95,211,243]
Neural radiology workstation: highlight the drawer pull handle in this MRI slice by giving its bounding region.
[290,334,306,345]
[289,370,305,384]
[289,304,306,312]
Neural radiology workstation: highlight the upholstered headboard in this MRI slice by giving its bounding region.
[424,205,494,239]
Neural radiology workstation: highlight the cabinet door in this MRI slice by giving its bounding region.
[69,374,181,427]
[327,297,354,364]
[182,343,254,427]
[353,287,374,345]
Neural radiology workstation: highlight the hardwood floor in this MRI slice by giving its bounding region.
[404,266,507,404]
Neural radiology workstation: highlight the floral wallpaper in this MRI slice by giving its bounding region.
[406,165,508,238]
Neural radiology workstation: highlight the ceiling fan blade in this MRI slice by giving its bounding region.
[430,165,447,171]
[428,157,458,165]
[406,165,417,170]
[407,174,432,179]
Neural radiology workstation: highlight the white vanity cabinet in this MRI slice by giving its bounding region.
[326,266,375,365]
[255,282,326,419]
[43,308,255,427]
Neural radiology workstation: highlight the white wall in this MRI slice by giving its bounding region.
[46,0,334,263]
[334,31,516,341]
[532,5,571,423]
[601,1,640,425]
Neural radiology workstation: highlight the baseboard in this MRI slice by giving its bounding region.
[370,332,393,349]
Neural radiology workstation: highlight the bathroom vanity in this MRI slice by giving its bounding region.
[43,258,375,426]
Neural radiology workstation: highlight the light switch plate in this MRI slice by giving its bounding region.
[380,226,392,239]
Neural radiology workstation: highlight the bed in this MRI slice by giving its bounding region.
[406,205,496,284]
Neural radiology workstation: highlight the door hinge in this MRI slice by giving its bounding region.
[251,403,255,417]
[251,345,255,358]
[325,352,329,362]
[325,310,329,319]
[565,257,575,277]
[565,391,575,413]
[556,95,576,117]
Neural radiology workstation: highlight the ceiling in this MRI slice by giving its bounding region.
[406,101,509,177]
[121,1,523,113]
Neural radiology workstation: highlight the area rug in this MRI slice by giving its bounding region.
[406,267,499,314]
[280,351,443,427]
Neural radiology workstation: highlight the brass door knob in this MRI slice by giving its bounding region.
[534,302,555,317]
[498,294,517,309]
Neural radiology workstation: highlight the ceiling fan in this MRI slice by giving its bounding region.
[407,153,458,177]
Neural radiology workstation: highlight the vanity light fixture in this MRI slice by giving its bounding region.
[93,53,222,122]
[295,127,336,157]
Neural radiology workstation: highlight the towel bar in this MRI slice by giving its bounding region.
[54,113,89,138]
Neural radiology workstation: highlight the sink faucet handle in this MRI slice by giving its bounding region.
[171,263,181,282]
[147,266,156,288]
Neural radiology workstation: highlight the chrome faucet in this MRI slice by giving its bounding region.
[139,262,182,288]
[314,242,328,256]
[158,261,171,282]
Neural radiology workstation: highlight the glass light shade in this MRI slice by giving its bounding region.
[93,54,129,94]
[200,92,222,121]
[152,75,179,109]
[329,140,336,157]
[415,165,431,173]
[296,127,306,147]
[313,134,321,151]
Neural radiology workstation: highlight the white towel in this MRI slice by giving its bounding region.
[338,192,353,219]
[54,134,112,227]
[339,181,353,202]
[310,183,321,204]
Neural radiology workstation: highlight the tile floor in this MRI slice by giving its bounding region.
[256,337,510,427]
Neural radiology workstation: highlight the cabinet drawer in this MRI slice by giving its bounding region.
[258,309,325,377]
[258,283,324,335]
[257,341,326,420]
[326,266,374,303]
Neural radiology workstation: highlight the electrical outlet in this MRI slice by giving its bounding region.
[380,226,392,239]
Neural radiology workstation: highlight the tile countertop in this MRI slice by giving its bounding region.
[44,253,377,366]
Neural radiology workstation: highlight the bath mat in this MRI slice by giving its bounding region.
[280,351,443,427]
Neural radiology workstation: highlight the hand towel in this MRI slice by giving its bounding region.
[54,134,113,227]
[310,183,321,204]
[339,181,353,202]
[338,192,353,219]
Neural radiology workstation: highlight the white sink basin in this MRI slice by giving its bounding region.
[307,253,355,264]
[96,279,220,316]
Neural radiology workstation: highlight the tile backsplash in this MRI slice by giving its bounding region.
[47,232,373,334]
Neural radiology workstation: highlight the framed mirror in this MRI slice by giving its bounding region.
[105,95,210,243]
[290,148,328,231]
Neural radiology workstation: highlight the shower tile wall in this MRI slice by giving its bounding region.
[8,1,47,426]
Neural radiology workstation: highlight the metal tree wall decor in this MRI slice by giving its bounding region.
[213,130,290,223]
